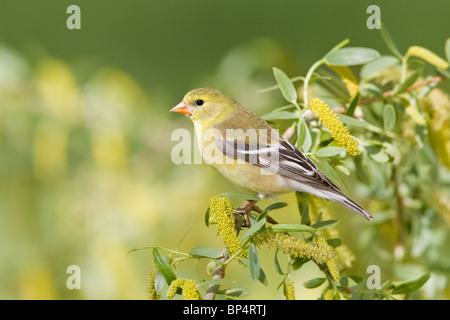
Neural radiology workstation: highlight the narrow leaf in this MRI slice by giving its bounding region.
[224,286,251,297]
[360,55,400,79]
[274,249,285,275]
[273,67,298,104]
[189,246,223,259]
[262,110,299,121]
[380,24,403,59]
[204,207,210,227]
[257,210,269,222]
[258,267,268,286]
[383,104,396,131]
[264,202,288,212]
[326,238,341,248]
[221,190,261,201]
[398,70,421,93]
[296,192,310,225]
[297,120,312,152]
[292,257,310,271]
[311,219,340,230]
[346,92,360,116]
[303,277,326,289]
[248,244,261,281]
[392,273,431,294]
[324,47,380,66]
[152,248,177,285]
[243,218,266,239]
[337,114,367,127]
[269,223,316,234]
[315,146,347,157]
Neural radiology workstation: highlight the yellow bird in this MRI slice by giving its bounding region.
[171,88,372,221]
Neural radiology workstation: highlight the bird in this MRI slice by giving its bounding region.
[170,88,373,221]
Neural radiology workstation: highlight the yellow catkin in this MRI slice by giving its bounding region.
[284,280,296,300]
[253,231,340,281]
[316,237,341,281]
[407,46,449,70]
[167,278,185,299]
[421,89,450,169]
[328,65,359,98]
[309,98,361,156]
[181,279,201,300]
[146,266,160,300]
[209,196,247,258]
[166,278,200,300]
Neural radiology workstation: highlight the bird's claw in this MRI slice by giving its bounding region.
[233,200,258,228]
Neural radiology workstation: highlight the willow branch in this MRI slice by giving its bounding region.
[357,76,445,107]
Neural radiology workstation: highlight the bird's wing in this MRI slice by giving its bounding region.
[216,137,343,194]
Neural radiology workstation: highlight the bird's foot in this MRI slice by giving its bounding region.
[233,200,260,228]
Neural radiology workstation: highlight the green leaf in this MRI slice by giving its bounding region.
[256,210,269,222]
[383,104,396,131]
[336,164,350,176]
[365,144,392,163]
[337,114,367,127]
[224,286,251,297]
[380,24,403,59]
[152,248,177,285]
[324,47,381,66]
[269,223,316,234]
[296,192,310,225]
[346,92,360,116]
[220,190,261,201]
[189,246,223,259]
[291,257,310,271]
[397,70,421,93]
[446,38,450,63]
[274,249,285,275]
[360,55,400,79]
[326,238,341,248]
[363,82,383,96]
[303,277,326,289]
[176,228,191,249]
[264,202,288,212]
[273,67,298,105]
[258,267,268,286]
[204,207,210,227]
[348,275,364,286]
[262,110,299,121]
[297,120,312,152]
[154,272,165,292]
[248,244,260,281]
[315,146,347,157]
[311,219,340,230]
[392,273,431,295]
[314,158,350,194]
[242,218,266,239]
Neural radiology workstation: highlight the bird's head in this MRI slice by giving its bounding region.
[170,88,236,122]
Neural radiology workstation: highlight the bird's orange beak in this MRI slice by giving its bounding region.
[170,100,192,115]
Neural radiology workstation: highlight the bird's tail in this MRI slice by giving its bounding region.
[338,196,373,221]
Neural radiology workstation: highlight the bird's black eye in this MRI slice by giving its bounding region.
[195,99,204,106]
